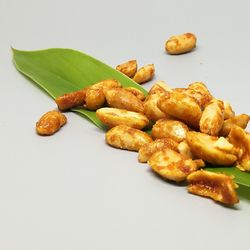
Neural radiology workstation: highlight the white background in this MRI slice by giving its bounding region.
[1,0,250,249]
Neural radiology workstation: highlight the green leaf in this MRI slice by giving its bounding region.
[12,48,147,130]
[205,166,250,188]
[12,47,250,189]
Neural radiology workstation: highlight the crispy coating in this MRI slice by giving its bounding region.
[188,82,213,106]
[144,93,169,122]
[36,110,67,136]
[174,87,212,109]
[220,114,250,137]
[187,170,239,205]
[199,99,224,136]
[106,125,152,151]
[186,131,237,166]
[133,64,155,84]
[55,89,87,111]
[138,138,179,163]
[157,91,202,129]
[105,88,144,113]
[148,81,172,95]
[116,60,137,78]
[165,33,197,55]
[177,141,194,159]
[228,126,250,171]
[223,101,235,120]
[148,149,201,182]
[124,87,145,101]
[84,88,106,110]
[152,119,189,142]
[96,107,149,129]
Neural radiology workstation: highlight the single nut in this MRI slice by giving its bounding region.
[152,119,189,142]
[105,88,144,113]
[133,64,155,84]
[36,110,67,136]
[165,33,197,55]
[199,99,225,136]
[157,91,202,129]
[116,60,137,78]
[96,107,149,129]
[148,148,200,182]
[186,131,237,166]
[187,170,239,205]
[124,87,145,101]
[220,114,250,137]
[106,125,152,151]
[138,138,179,163]
[55,89,87,111]
[84,88,106,110]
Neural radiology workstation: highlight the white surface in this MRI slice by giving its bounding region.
[1,0,250,249]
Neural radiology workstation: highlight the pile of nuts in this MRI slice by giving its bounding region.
[36,78,250,206]
[35,33,250,206]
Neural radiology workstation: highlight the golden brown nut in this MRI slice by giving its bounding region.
[105,88,144,113]
[124,87,145,101]
[148,149,201,182]
[220,114,250,137]
[152,119,189,142]
[106,125,152,151]
[223,101,235,120]
[186,131,237,166]
[116,60,137,78]
[157,91,202,129]
[96,107,149,129]
[187,170,239,205]
[36,110,67,136]
[165,33,197,55]
[148,81,172,95]
[133,64,155,84]
[228,126,250,171]
[199,99,224,136]
[55,89,87,111]
[138,138,179,163]
[84,88,105,110]
[144,93,168,122]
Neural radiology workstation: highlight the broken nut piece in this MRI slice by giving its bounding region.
[116,60,137,78]
[55,89,87,111]
[187,170,239,205]
[133,64,155,84]
[148,148,201,182]
[138,138,179,163]
[36,110,67,136]
[106,125,152,151]
[152,119,189,142]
